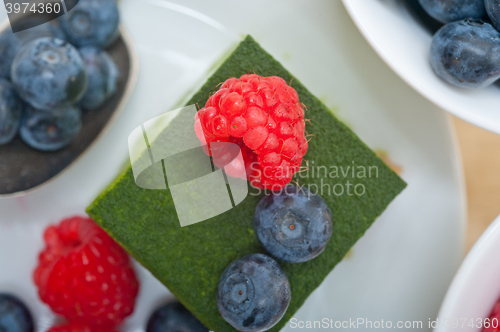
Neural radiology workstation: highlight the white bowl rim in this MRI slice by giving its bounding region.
[341,0,500,135]
[435,214,500,330]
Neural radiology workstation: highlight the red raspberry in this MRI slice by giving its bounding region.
[47,321,119,332]
[484,299,500,332]
[34,216,139,327]
[196,74,308,190]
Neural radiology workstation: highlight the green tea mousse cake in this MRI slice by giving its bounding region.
[87,36,406,331]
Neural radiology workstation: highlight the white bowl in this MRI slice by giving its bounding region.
[435,214,500,332]
[342,0,500,135]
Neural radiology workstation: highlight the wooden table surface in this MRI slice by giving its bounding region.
[452,115,500,253]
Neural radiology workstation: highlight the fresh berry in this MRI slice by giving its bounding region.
[47,321,119,332]
[254,186,333,263]
[486,0,500,32]
[195,74,308,191]
[217,253,291,332]
[484,315,500,332]
[0,79,23,146]
[11,37,88,110]
[418,0,486,23]
[59,0,120,48]
[0,30,21,79]
[33,216,139,327]
[78,47,119,110]
[20,105,82,151]
[0,293,34,332]
[16,22,67,45]
[430,19,500,88]
[0,22,65,79]
[484,319,500,332]
[483,298,500,332]
[146,302,208,332]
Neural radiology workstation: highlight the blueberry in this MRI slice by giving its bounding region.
[254,186,333,263]
[430,19,500,88]
[418,0,486,23]
[16,22,67,45]
[20,105,82,151]
[79,47,119,110]
[146,302,208,332]
[11,37,88,110]
[0,293,34,332]
[0,30,21,79]
[0,23,65,80]
[0,79,23,146]
[217,254,291,332]
[59,0,120,48]
[486,0,500,31]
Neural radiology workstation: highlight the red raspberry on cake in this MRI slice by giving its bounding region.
[47,321,119,332]
[194,74,308,190]
[33,216,139,327]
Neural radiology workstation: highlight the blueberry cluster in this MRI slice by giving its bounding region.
[217,186,333,332]
[0,0,120,151]
[418,0,500,88]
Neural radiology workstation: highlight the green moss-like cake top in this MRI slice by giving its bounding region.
[87,36,406,331]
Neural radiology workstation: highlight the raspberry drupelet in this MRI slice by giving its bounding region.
[195,74,308,190]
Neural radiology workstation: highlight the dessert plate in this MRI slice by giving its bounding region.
[0,20,138,197]
[342,0,500,135]
[0,1,465,331]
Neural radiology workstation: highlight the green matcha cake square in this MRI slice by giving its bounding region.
[87,35,406,331]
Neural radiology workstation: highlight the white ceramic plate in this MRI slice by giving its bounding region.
[0,1,466,331]
[436,214,500,332]
[342,0,500,135]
